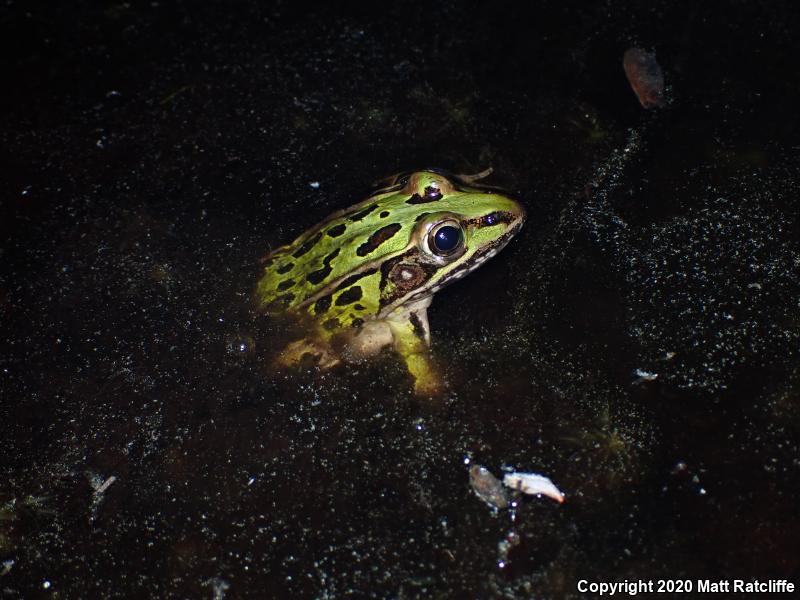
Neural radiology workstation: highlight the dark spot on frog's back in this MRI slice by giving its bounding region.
[335,268,377,292]
[379,210,390,218]
[276,262,294,274]
[306,248,341,285]
[314,294,332,315]
[327,223,346,237]
[349,203,379,222]
[277,278,295,291]
[356,223,402,257]
[335,286,363,306]
[306,269,329,286]
[292,232,323,258]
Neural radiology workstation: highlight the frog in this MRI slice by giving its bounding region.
[255,169,525,395]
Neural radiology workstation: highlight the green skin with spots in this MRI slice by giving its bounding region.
[256,170,525,395]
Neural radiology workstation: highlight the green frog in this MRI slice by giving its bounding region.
[255,170,525,395]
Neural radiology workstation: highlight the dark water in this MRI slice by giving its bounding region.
[2,1,799,598]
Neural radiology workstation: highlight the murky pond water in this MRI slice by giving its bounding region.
[2,1,799,598]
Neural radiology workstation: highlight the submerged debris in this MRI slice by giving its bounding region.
[503,471,565,504]
[497,530,521,569]
[87,473,117,522]
[623,47,665,108]
[455,166,494,183]
[93,475,117,495]
[470,466,565,507]
[469,465,509,509]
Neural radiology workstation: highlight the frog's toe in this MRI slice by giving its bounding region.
[413,375,443,397]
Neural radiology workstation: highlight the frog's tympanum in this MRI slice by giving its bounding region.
[256,170,525,395]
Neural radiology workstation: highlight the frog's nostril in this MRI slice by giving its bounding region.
[424,185,442,201]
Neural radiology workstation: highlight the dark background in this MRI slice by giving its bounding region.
[2,1,799,598]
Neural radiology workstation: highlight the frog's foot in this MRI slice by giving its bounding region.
[405,351,442,396]
[277,339,339,370]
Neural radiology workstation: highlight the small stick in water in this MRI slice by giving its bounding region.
[503,471,565,504]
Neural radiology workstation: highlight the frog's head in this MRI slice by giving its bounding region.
[257,169,525,321]
[377,170,525,313]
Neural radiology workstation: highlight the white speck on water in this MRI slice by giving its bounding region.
[632,368,658,384]
[634,368,658,379]
[671,461,688,474]
[1,560,14,576]
[309,181,320,189]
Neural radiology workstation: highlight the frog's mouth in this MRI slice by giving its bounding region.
[472,220,524,263]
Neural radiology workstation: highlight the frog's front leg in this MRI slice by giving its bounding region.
[386,299,441,395]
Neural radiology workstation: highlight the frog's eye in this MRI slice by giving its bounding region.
[429,221,464,257]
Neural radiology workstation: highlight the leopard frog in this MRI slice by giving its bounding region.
[256,170,525,395]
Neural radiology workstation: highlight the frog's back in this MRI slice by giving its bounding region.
[256,188,414,321]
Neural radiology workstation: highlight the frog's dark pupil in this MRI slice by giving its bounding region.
[434,226,461,253]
